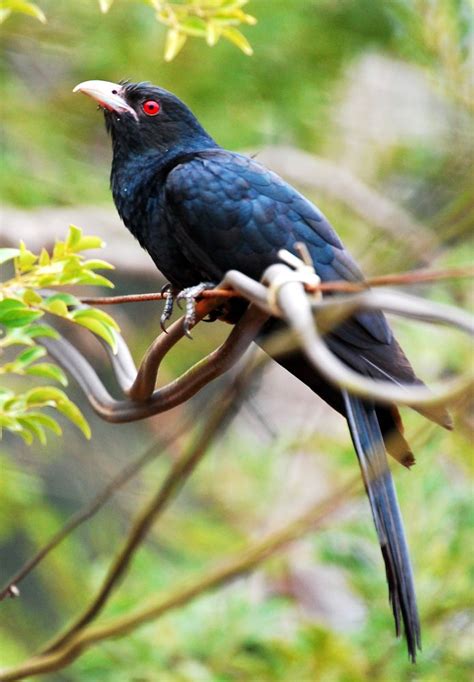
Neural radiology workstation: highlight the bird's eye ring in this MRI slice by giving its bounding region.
[143,100,160,116]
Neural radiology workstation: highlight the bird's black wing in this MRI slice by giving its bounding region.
[166,150,393,344]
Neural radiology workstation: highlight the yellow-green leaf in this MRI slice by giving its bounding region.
[178,16,207,38]
[221,26,253,55]
[25,363,68,386]
[206,21,220,46]
[164,29,188,62]
[0,307,43,328]
[83,259,114,271]
[75,236,106,252]
[26,412,62,436]
[38,248,50,266]
[65,224,83,250]
[55,400,91,439]
[23,288,43,306]
[44,298,69,317]
[0,1,46,23]
[71,310,118,350]
[16,346,46,366]
[98,0,114,13]
[16,241,37,272]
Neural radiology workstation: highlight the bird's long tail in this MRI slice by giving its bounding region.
[343,391,421,661]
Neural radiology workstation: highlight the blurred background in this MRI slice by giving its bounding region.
[1,1,473,680]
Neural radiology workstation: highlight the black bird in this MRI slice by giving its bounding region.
[74,79,452,660]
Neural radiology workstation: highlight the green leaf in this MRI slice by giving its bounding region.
[25,386,66,406]
[25,363,68,386]
[164,29,188,62]
[44,292,79,307]
[74,271,114,288]
[219,0,249,8]
[0,298,26,312]
[71,311,118,350]
[206,21,220,46]
[12,424,34,444]
[0,1,46,23]
[55,399,91,439]
[27,324,59,340]
[36,274,60,287]
[43,298,70,317]
[26,412,62,436]
[17,416,47,445]
[221,26,253,55]
[0,248,20,264]
[65,224,83,250]
[52,241,66,260]
[82,259,115,271]
[38,248,50,266]
[16,241,37,272]
[0,414,21,430]
[72,306,119,330]
[75,236,105,252]
[98,0,114,13]
[0,307,43,328]
[66,225,104,253]
[178,16,207,38]
[15,346,47,367]
[22,288,43,306]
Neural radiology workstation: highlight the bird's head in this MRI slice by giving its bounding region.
[73,79,215,157]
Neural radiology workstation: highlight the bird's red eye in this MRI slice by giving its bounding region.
[142,100,160,116]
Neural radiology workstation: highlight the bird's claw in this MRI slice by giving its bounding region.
[160,283,175,333]
[176,282,216,339]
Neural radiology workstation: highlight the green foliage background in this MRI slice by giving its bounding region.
[1,1,472,680]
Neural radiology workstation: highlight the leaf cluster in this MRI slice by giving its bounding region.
[0,226,118,445]
[1,0,256,61]
[152,0,256,62]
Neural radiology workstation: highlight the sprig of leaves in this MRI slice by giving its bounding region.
[1,0,256,60]
[101,0,256,61]
[151,0,257,61]
[0,226,118,445]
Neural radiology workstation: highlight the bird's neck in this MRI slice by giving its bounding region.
[110,129,217,186]
[110,141,217,232]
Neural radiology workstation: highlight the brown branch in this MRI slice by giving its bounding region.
[0,477,360,681]
[39,373,247,656]
[42,303,267,421]
[0,418,192,603]
[80,266,474,306]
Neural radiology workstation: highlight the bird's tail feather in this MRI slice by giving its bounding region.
[343,391,421,661]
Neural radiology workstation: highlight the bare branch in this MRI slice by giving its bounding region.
[0,477,359,681]
[39,372,250,656]
[42,303,268,421]
[220,257,474,408]
[79,265,474,306]
[40,259,474,425]
[0,418,191,602]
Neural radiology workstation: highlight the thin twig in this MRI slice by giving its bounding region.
[40,373,248,656]
[0,417,192,602]
[79,266,474,306]
[0,477,360,681]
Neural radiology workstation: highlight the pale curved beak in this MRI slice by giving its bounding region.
[73,80,138,120]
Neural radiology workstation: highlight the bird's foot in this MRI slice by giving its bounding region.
[176,282,216,338]
[160,283,176,333]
